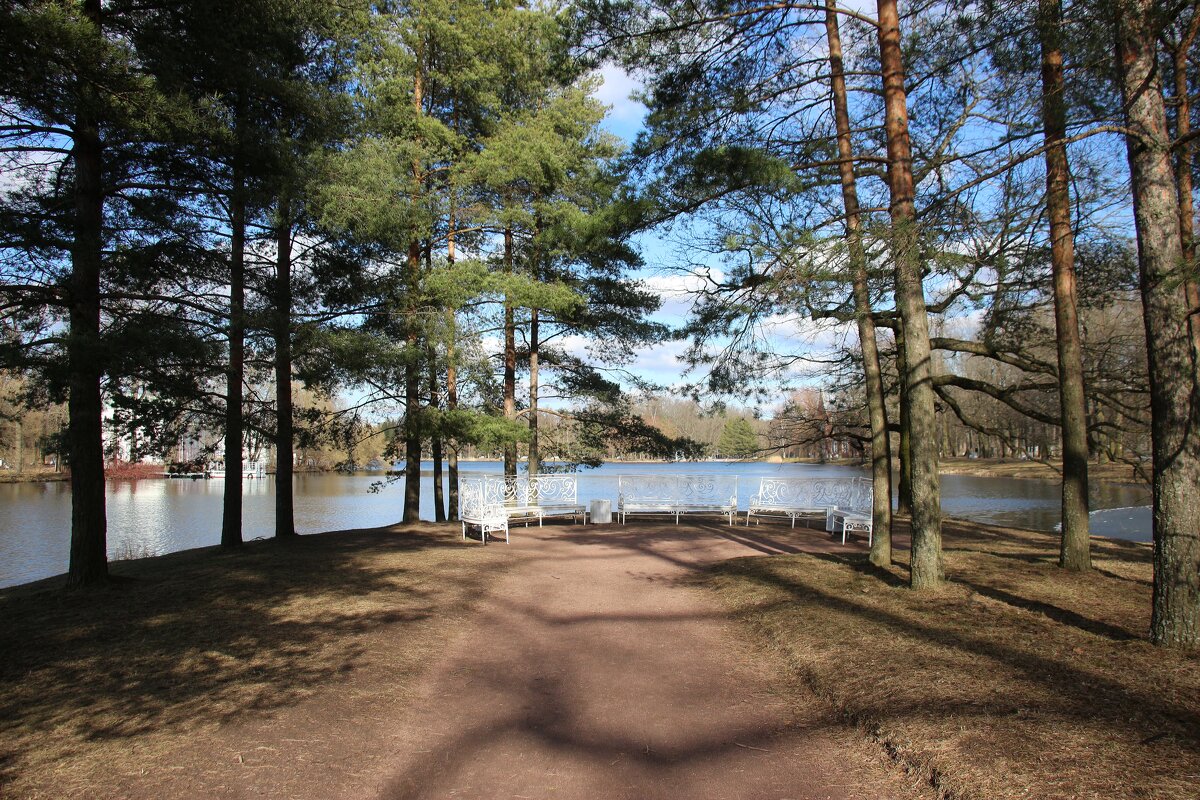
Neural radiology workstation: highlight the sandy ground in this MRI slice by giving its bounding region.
[101,519,925,800]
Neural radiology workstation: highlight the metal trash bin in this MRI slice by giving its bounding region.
[590,499,612,524]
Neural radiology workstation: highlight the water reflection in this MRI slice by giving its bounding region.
[0,462,1151,589]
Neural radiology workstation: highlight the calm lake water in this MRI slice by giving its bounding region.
[0,460,1151,589]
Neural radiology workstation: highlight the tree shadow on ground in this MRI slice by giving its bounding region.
[563,516,870,572]
[953,579,1141,640]
[0,523,502,788]
[861,518,1154,636]
[373,562,868,800]
[707,555,1200,761]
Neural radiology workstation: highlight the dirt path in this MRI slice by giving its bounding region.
[369,521,917,800]
[106,521,922,799]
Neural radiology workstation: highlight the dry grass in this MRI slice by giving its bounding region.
[0,523,508,798]
[938,457,1142,484]
[701,520,1200,800]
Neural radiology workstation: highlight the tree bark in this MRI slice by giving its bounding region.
[528,222,542,478]
[1167,15,1199,359]
[429,346,445,522]
[446,209,459,522]
[876,0,942,589]
[67,0,108,586]
[825,0,892,566]
[446,315,460,521]
[503,224,518,482]
[1115,0,1200,648]
[221,148,245,549]
[274,195,296,538]
[895,319,913,518]
[403,239,422,523]
[402,51,425,524]
[1038,0,1090,570]
[422,241,444,522]
[529,307,540,476]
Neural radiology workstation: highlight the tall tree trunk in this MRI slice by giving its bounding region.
[446,317,460,521]
[1167,14,1199,357]
[503,224,517,482]
[67,0,108,586]
[895,320,913,517]
[403,239,422,524]
[429,348,445,522]
[1116,0,1200,648]
[1039,0,1090,570]
[528,221,541,477]
[221,152,245,549]
[274,195,296,538]
[529,307,540,476]
[402,52,425,524]
[825,0,892,566]
[876,0,942,589]
[446,212,459,522]
[423,242,444,523]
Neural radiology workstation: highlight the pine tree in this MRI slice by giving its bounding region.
[1112,0,1200,648]
[717,417,759,459]
[0,0,208,585]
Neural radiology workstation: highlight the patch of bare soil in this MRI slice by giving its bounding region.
[0,523,509,799]
[702,519,1200,800]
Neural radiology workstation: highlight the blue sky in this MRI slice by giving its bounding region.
[588,66,849,401]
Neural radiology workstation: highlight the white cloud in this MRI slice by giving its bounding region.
[593,64,646,122]
[590,64,648,144]
[627,338,689,376]
[640,270,723,299]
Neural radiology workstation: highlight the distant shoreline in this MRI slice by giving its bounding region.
[935,456,1145,486]
[0,456,1147,487]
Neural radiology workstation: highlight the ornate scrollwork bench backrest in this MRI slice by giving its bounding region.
[754,476,867,510]
[460,477,505,520]
[526,474,579,506]
[675,474,738,506]
[619,474,738,506]
[462,473,580,511]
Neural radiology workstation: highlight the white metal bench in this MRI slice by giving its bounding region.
[459,478,509,544]
[746,476,864,531]
[459,474,587,543]
[489,474,587,526]
[825,477,874,545]
[617,474,738,525]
